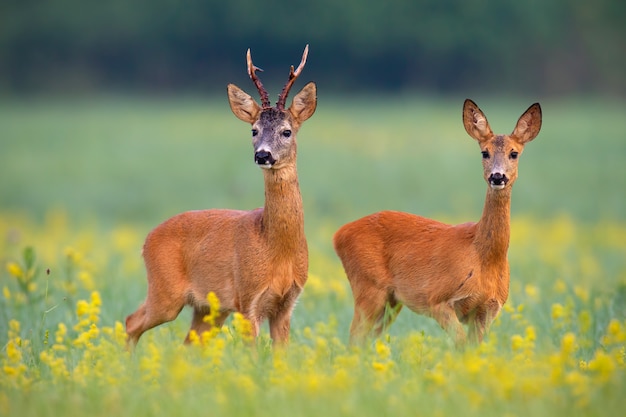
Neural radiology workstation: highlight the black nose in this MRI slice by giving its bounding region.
[255,150,276,166]
[489,172,508,186]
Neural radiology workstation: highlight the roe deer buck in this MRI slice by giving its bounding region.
[333,99,542,347]
[126,45,317,347]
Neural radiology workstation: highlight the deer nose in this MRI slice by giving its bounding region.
[488,172,509,188]
[255,150,276,167]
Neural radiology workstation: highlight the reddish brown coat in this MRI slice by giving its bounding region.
[126,47,316,347]
[334,99,542,347]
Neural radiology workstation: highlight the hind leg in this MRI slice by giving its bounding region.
[125,297,185,348]
[349,287,398,345]
[125,274,187,348]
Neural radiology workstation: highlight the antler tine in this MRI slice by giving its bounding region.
[276,44,309,110]
[246,48,271,109]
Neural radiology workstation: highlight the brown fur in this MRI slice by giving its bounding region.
[125,52,317,347]
[333,99,542,347]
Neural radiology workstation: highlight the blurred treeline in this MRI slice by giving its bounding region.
[1,0,624,96]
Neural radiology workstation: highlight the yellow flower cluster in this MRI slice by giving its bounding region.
[0,211,625,416]
[1,320,31,389]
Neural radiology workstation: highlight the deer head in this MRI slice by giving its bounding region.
[227,45,317,170]
[463,99,542,190]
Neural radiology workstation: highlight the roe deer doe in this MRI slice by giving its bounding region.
[333,99,542,347]
[126,46,317,347]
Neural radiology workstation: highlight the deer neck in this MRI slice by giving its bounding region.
[261,164,305,254]
[474,186,511,263]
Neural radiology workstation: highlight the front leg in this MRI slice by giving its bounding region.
[431,301,467,348]
[268,285,301,345]
[468,299,501,344]
[269,312,291,345]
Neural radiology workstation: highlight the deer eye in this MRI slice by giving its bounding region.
[282,130,292,138]
[251,129,258,137]
[481,151,490,159]
[510,151,519,160]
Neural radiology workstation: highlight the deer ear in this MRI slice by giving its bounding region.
[289,82,317,123]
[512,103,542,144]
[463,99,493,142]
[227,84,261,124]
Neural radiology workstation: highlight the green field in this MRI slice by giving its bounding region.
[1,95,625,416]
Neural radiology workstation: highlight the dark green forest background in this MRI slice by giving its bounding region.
[1,0,624,96]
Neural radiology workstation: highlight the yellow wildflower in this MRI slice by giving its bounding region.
[6,262,23,279]
[55,323,67,344]
[6,339,22,363]
[329,279,348,301]
[551,303,565,321]
[40,350,70,380]
[425,367,446,386]
[87,323,99,339]
[525,326,537,342]
[113,321,128,347]
[204,327,222,344]
[602,319,626,346]
[232,312,253,342]
[90,291,102,307]
[372,361,392,372]
[511,334,524,351]
[139,342,161,383]
[302,326,313,340]
[464,354,487,375]
[76,300,89,317]
[561,332,577,356]
[111,226,140,252]
[574,286,589,303]
[375,339,391,360]
[203,292,221,326]
[608,319,625,341]
[9,319,20,335]
[3,286,11,300]
[588,350,616,383]
[187,330,200,346]
[524,284,539,301]
[64,246,83,264]
[553,279,567,293]
[236,374,258,396]
[564,370,589,406]
[78,271,95,290]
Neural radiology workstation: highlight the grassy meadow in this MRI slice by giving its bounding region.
[1,94,625,416]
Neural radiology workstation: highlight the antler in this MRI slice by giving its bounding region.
[246,48,271,109]
[276,44,309,110]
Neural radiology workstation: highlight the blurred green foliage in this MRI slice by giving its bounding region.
[0,0,624,95]
[1,96,624,236]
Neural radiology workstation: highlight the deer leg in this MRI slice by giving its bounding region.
[251,317,261,341]
[184,308,230,344]
[372,297,403,337]
[467,309,485,345]
[430,302,467,348]
[349,288,393,345]
[269,310,292,346]
[125,295,185,348]
[269,286,302,345]
[126,266,188,348]
[468,299,501,344]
